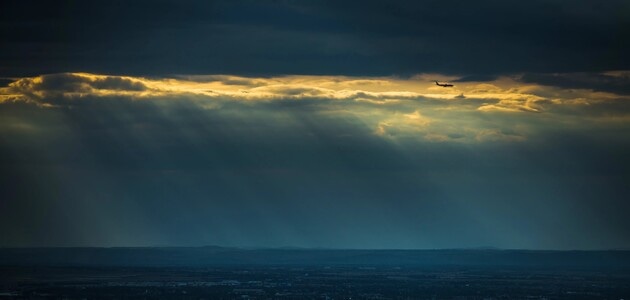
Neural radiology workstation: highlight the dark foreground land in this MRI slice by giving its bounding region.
[1,248,629,299]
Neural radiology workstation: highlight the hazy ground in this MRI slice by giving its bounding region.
[1,248,629,299]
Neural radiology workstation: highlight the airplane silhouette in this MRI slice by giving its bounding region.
[435,81,454,87]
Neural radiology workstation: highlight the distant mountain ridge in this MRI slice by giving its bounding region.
[2,247,630,269]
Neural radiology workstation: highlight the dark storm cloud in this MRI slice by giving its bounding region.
[453,75,499,83]
[10,73,147,96]
[520,72,630,95]
[1,0,628,77]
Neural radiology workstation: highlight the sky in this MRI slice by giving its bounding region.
[0,0,629,249]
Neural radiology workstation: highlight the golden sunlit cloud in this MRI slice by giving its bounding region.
[1,72,629,143]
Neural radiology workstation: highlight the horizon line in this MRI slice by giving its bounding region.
[1,246,629,252]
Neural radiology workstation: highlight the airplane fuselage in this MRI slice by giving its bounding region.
[435,81,454,87]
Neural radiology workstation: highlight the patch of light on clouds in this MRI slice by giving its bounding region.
[1,72,629,144]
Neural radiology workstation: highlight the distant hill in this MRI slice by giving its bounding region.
[1,247,630,269]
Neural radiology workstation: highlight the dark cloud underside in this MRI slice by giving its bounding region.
[1,0,629,77]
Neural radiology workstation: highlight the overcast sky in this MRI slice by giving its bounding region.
[0,0,629,249]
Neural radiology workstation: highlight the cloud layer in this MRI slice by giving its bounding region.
[1,0,628,77]
[3,72,628,143]
[1,72,629,249]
